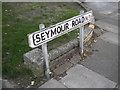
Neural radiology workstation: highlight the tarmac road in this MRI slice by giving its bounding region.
[81,2,119,83]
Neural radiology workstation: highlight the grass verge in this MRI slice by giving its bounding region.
[2,2,84,87]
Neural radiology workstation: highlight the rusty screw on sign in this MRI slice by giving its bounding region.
[39,24,50,79]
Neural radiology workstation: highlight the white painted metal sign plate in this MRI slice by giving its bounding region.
[28,11,93,48]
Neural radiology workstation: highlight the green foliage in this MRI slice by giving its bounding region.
[2,2,83,79]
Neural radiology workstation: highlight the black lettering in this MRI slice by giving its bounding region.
[65,23,69,30]
[45,31,50,38]
[85,16,89,21]
[75,19,78,25]
[81,17,85,23]
[41,32,45,41]
[33,33,41,45]
[78,18,82,24]
[61,23,69,32]
[62,24,66,32]
[51,28,56,37]
[36,34,40,42]
[72,21,75,27]
[57,26,62,33]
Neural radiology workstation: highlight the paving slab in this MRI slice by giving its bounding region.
[69,54,81,65]
[54,62,73,75]
[99,32,119,46]
[60,64,117,88]
[95,18,118,34]
[81,38,118,83]
[39,78,66,88]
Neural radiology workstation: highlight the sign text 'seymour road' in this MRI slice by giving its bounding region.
[28,11,94,48]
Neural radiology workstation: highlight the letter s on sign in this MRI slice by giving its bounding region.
[33,33,41,45]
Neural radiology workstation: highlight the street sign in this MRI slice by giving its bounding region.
[28,11,94,48]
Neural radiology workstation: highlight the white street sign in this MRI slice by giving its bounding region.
[28,11,94,48]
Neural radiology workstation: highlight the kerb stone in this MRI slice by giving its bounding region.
[23,48,44,77]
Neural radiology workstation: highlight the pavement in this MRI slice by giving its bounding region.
[81,1,119,87]
[39,2,119,88]
[40,64,117,88]
[40,2,119,89]
[80,2,118,83]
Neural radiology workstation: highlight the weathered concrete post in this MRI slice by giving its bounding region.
[79,10,84,55]
[39,24,50,79]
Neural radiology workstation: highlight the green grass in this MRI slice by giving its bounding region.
[2,2,84,79]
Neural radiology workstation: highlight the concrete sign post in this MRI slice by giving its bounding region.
[39,24,50,79]
[80,10,85,55]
